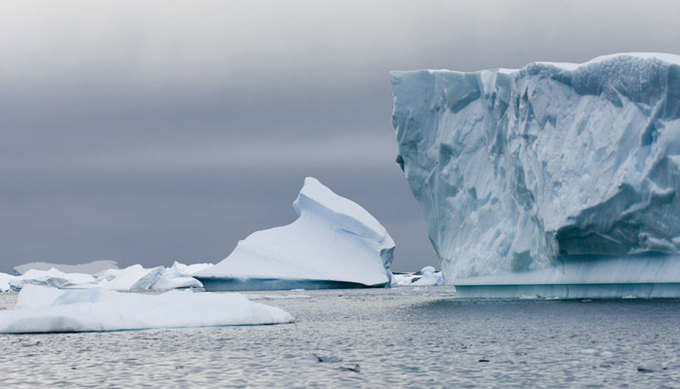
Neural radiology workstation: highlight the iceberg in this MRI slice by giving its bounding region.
[96,262,212,291]
[10,268,98,289]
[0,273,13,292]
[14,260,118,275]
[391,266,443,286]
[0,285,293,333]
[196,177,395,291]
[391,53,680,297]
[411,266,444,286]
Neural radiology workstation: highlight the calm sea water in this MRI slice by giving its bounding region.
[1,286,680,388]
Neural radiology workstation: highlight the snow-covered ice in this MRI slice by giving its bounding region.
[10,268,98,290]
[391,52,680,286]
[391,266,444,286]
[0,273,13,292]
[412,266,444,286]
[2,261,214,292]
[197,177,395,290]
[14,260,118,275]
[0,285,293,333]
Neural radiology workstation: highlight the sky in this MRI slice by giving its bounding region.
[1,0,680,272]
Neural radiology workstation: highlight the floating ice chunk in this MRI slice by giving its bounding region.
[197,177,394,290]
[391,52,680,283]
[168,261,213,276]
[0,273,14,292]
[147,262,207,291]
[412,266,444,286]
[390,273,419,286]
[96,263,207,291]
[391,266,444,286]
[0,285,293,333]
[11,268,97,289]
[14,260,119,275]
[95,264,153,291]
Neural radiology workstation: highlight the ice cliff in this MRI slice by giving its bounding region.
[196,177,394,290]
[391,53,680,282]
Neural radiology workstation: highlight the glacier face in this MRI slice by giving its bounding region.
[391,53,680,282]
[197,177,395,290]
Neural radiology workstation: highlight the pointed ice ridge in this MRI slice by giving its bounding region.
[196,177,395,290]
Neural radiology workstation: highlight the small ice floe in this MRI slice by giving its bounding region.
[5,261,214,293]
[0,285,293,333]
[391,266,444,287]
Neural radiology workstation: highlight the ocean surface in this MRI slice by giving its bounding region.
[1,286,680,388]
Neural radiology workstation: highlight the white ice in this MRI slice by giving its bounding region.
[3,261,214,292]
[10,268,98,290]
[197,177,394,288]
[14,260,119,275]
[0,285,293,333]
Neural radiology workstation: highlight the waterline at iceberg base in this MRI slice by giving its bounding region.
[455,256,680,298]
[391,53,680,298]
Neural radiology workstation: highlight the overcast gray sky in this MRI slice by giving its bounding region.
[2,0,679,272]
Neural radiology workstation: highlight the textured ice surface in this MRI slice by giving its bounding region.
[412,266,444,286]
[14,260,119,275]
[0,285,293,333]
[2,262,212,292]
[0,274,13,292]
[391,53,680,282]
[391,266,443,286]
[10,269,98,290]
[197,177,394,290]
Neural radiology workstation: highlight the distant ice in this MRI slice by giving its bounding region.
[412,266,444,286]
[11,268,98,290]
[197,177,394,290]
[391,266,443,287]
[0,285,293,333]
[2,261,214,293]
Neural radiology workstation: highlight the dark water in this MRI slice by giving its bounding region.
[1,287,680,388]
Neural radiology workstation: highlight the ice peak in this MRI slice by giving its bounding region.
[294,177,393,247]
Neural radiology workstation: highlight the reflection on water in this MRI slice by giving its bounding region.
[1,287,680,387]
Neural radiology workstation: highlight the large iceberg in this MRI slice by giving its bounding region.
[0,285,293,333]
[391,53,680,293]
[196,177,395,291]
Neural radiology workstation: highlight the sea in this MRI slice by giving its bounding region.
[1,286,680,388]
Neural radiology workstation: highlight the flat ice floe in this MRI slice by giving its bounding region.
[196,177,395,291]
[0,285,293,333]
[391,52,680,286]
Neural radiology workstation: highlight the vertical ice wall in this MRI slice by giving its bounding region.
[391,53,680,282]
